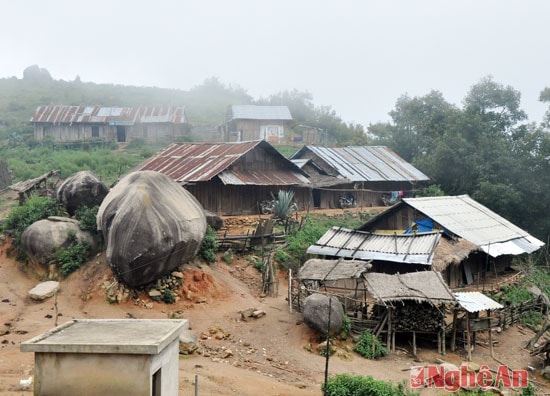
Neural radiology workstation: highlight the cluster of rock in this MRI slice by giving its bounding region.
[147,271,184,303]
[19,169,209,291]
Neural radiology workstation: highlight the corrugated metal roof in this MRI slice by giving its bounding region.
[454,292,503,312]
[229,105,293,121]
[403,195,545,257]
[291,146,429,182]
[298,259,372,281]
[137,140,309,185]
[30,105,186,124]
[306,226,441,265]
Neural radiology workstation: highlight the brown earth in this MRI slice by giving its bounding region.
[0,207,549,395]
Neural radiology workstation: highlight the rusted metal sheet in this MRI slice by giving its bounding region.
[291,145,429,182]
[307,226,441,265]
[30,105,186,124]
[454,292,503,313]
[137,141,309,185]
[403,195,545,256]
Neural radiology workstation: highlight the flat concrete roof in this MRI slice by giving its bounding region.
[21,319,188,354]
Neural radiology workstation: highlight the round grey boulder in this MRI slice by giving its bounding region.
[302,294,345,336]
[97,170,207,287]
[21,217,98,266]
[56,170,109,215]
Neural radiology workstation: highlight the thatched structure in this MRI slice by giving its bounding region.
[298,258,372,281]
[9,170,59,204]
[363,271,455,306]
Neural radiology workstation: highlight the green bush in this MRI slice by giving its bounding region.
[3,195,61,247]
[340,316,351,340]
[354,330,388,359]
[162,289,176,304]
[498,284,532,304]
[74,205,99,233]
[199,225,218,263]
[56,240,90,277]
[322,373,417,396]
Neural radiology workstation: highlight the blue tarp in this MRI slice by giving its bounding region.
[405,218,434,234]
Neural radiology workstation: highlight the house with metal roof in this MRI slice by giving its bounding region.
[356,195,545,287]
[289,145,430,209]
[31,105,190,144]
[136,140,311,215]
[219,105,294,143]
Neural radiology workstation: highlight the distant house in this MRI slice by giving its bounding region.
[219,105,293,143]
[136,140,311,215]
[31,105,190,144]
[355,195,545,288]
[290,145,430,208]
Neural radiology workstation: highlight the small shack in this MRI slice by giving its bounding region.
[294,258,372,314]
[452,291,503,361]
[363,271,456,355]
[21,319,187,396]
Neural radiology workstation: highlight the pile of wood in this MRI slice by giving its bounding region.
[391,302,444,332]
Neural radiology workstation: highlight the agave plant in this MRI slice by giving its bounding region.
[270,190,297,222]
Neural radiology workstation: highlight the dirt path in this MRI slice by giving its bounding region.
[1,240,549,395]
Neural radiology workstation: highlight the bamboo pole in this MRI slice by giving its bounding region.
[488,310,494,358]
[451,309,458,352]
[466,313,472,362]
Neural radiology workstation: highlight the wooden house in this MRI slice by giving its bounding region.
[219,105,293,143]
[31,105,190,144]
[136,140,311,215]
[357,195,545,288]
[290,145,430,208]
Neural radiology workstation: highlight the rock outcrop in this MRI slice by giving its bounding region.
[97,171,207,287]
[56,170,109,215]
[302,294,344,336]
[21,217,98,266]
[29,281,60,301]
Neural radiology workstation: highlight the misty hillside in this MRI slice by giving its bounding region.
[0,67,363,144]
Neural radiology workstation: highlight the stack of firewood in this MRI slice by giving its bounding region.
[391,302,443,332]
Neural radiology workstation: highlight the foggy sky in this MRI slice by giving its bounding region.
[1,0,549,127]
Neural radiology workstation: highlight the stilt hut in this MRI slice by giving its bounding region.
[363,271,456,355]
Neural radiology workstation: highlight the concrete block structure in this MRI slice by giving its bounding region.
[21,319,187,396]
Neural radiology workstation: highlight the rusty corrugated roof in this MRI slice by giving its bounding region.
[291,145,429,182]
[137,140,310,185]
[30,105,186,124]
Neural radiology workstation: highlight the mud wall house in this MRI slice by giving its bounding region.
[290,145,430,209]
[136,140,311,215]
[31,105,190,144]
[219,105,294,143]
[356,195,545,288]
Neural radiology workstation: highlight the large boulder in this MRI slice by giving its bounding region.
[56,170,109,215]
[302,294,345,336]
[21,217,98,266]
[97,171,207,287]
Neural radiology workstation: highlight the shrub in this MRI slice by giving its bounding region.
[162,289,176,304]
[3,195,60,247]
[354,330,388,359]
[199,225,218,263]
[340,316,351,340]
[74,205,99,233]
[56,239,90,277]
[322,373,417,396]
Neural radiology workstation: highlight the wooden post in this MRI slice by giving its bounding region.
[392,330,395,353]
[412,331,416,356]
[441,320,446,355]
[488,309,494,358]
[288,269,293,313]
[451,309,458,352]
[437,331,441,354]
[466,313,471,362]
[387,308,392,353]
